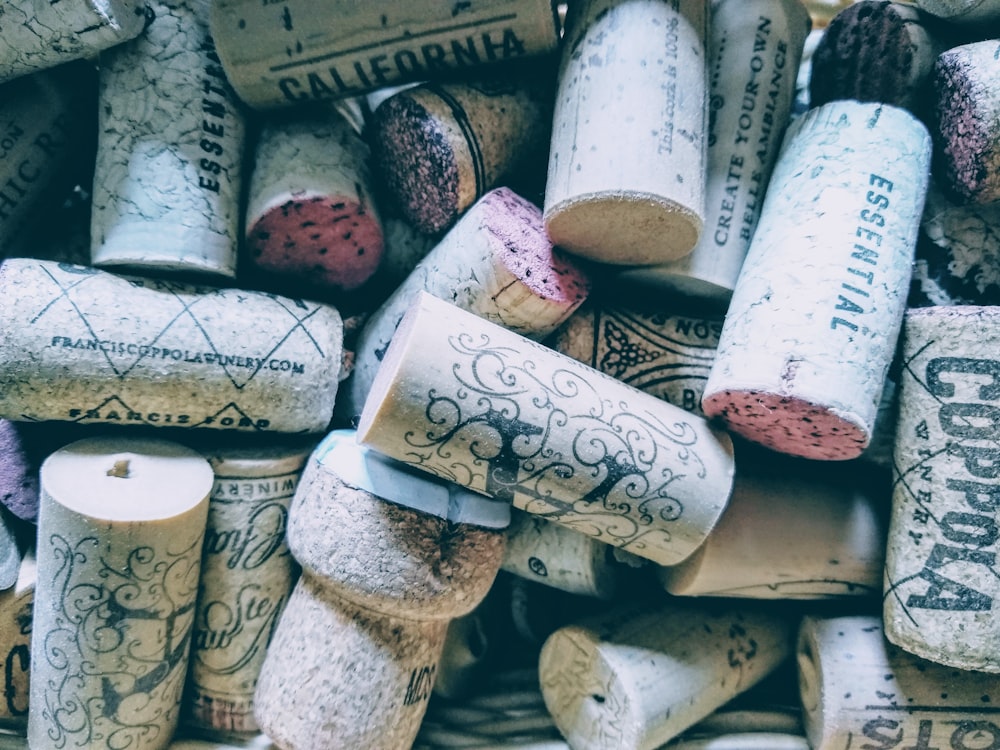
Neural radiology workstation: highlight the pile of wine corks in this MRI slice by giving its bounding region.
[2,0,1000,748]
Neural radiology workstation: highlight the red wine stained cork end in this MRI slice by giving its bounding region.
[702,389,869,460]
[486,188,591,305]
[248,194,384,291]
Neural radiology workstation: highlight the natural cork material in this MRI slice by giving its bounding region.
[0,550,35,731]
[702,101,932,460]
[358,292,736,567]
[91,0,246,277]
[884,306,1000,672]
[544,0,707,265]
[0,259,343,434]
[28,437,213,750]
[913,0,1000,22]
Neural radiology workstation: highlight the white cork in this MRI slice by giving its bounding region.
[0,736,278,750]
[209,0,560,109]
[538,602,794,750]
[0,259,343,434]
[501,510,620,599]
[28,437,213,750]
[0,0,145,85]
[543,0,707,265]
[798,615,1000,750]
[340,187,591,425]
[91,0,246,278]
[618,0,809,302]
[0,550,35,731]
[550,301,722,418]
[659,462,885,599]
[244,106,384,293]
[702,100,932,461]
[884,306,1000,673]
[358,292,736,568]
[183,441,314,735]
[913,0,1000,22]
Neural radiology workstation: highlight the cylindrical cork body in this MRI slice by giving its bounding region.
[550,300,722,418]
[702,101,932,460]
[245,107,383,293]
[502,510,620,599]
[0,551,35,730]
[544,0,707,265]
[617,0,809,301]
[0,259,343,433]
[341,187,591,425]
[371,72,554,235]
[254,574,448,750]
[358,292,737,567]
[28,437,213,750]
[91,0,246,277]
[933,40,1000,206]
[0,71,83,250]
[184,442,314,735]
[809,1,945,121]
[0,0,145,85]
[209,0,560,109]
[538,602,794,750]
[659,460,886,598]
[913,0,1000,22]
[884,306,1000,672]
[798,615,1000,750]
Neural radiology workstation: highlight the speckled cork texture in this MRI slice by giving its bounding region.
[372,74,553,235]
[884,306,1000,673]
[245,108,383,292]
[798,615,1000,750]
[0,421,38,523]
[702,101,932,461]
[914,0,1000,22]
[810,1,944,120]
[538,602,793,750]
[209,0,560,109]
[0,551,35,731]
[544,0,707,265]
[91,0,246,277]
[0,0,146,85]
[341,187,590,424]
[933,40,1000,205]
[618,0,809,303]
[0,259,343,434]
[358,292,736,567]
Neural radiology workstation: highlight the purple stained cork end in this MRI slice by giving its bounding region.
[483,187,591,305]
[702,390,869,461]
[372,94,460,235]
[248,194,385,292]
[934,42,1000,204]
[0,419,40,522]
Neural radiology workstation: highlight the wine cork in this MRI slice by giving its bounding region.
[702,101,932,461]
[809,2,946,120]
[209,0,560,109]
[358,292,737,567]
[543,0,708,265]
[0,550,35,730]
[550,300,722,418]
[340,187,591,425]
[617,0,810,303]
[913,0,1000,22]
[667,736,809,750]
[798,615,1000,750]
[244,106,384,293]
[803,0,863,26]
[538,602,794,750]
[371,71,554,235]
[0,736,278,750]
[884,306,1000,672]
[183,441,314,735]
[90,0,246,277]
[0,71,83,251]
[0,421,39,523]
[933,40,1000,206]
[28,437,213,750]
[501,509,620,600]
[910,178,1000,306]
[658,459,885,599]
[0,259,343,433]
[0,0,146,85]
